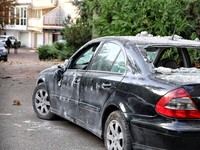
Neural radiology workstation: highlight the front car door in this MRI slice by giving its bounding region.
[58,43,100,120]
[78,41,126,130]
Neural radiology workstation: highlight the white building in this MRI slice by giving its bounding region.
[4,0,78,48]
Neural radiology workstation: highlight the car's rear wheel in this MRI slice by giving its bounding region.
[32,83,55,120]
[18,42,21,47]
[104,110,132,150]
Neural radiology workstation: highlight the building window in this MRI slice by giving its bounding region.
[20,7,26,25]
[10,8,15,25]
[33,10,41,18]
[16,7,20,25]
[11,7,27,26]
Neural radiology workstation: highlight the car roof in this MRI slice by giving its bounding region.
[91,31,200,50]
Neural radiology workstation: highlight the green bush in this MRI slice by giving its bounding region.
[52,41,66,51]
[58,46,74,61]
[37,41,72,61]
[37,45,53,60]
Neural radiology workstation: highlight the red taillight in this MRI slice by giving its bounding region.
[156,88,200,119]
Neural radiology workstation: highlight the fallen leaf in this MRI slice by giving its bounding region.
[27,75,34,78]
[13,100,21,105]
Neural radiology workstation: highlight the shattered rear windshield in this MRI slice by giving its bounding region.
[137,45,200,69]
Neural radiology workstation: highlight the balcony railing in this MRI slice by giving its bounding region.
[28,6,63,28]
[43,6,62,26]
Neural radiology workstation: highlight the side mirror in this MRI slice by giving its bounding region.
[54,68,64,81]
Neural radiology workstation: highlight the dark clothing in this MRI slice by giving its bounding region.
[14,40,19,54]
[14,41,19,49]
[6,39,11,48]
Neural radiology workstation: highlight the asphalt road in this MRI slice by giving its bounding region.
[0,47,105,150]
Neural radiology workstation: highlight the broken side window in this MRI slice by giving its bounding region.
[187,48,200,68]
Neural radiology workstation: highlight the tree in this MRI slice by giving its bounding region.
[85,0,199,39]
[60,0,93,56]
[0,0,16,34]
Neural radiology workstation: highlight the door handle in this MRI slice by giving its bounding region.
[102,83,111,88]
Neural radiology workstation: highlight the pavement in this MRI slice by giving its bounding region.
[0,47,105,150]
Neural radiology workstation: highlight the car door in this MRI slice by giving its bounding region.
[78,41,126,128]
[59,43,100,119]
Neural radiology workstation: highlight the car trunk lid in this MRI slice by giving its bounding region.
[183,84,200,111]
[155,68,200,115]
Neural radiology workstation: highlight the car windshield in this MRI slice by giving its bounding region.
[0,37,6,40]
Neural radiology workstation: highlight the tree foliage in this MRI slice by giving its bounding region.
[84,0,200,39]
[60,0,93,54]
[0,0,16,33]
[59,0,200,61]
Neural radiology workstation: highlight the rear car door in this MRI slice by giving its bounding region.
[79,41,126,128]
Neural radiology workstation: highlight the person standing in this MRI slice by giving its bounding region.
[6,38,11,54]
[14,39,19,54]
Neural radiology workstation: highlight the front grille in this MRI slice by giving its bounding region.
[0,49,4,52]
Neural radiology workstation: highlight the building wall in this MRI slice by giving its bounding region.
[36,33,43,47]
[6,30,20,41]
[32,0,55,7]
[61,1,78,21]
[17,0,31,3]
[20,32,29,47]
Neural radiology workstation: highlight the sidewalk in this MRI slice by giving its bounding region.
[7,47,39,62]
[0,47,63,79]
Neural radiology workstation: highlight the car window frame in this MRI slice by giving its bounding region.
[88,40,127,75]
[67,42,101,70]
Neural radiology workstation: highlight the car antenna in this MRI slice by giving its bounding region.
[172,24,177,40]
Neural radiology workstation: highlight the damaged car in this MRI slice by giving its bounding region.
[32,31,200,150]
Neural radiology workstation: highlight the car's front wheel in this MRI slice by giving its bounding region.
[104,110,132,150]
[32,83,55,120]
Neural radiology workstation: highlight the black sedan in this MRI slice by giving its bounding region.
[32,32,200,150]
[0,41,7,61]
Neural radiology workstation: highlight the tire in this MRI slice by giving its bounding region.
[18,42,21,48]
[104,110,132,150]
[32,83,55,120]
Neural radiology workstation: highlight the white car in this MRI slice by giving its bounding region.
[0,35,21,48]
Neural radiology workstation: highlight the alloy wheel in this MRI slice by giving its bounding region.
[35,89,50,115]
[106,120,124,150]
